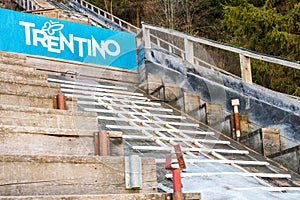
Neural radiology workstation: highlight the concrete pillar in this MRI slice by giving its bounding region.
[262,128,281,156]
[147,74,163,97]
[240,54,253,84]
[108,131,124,156]
[184,38,194,64]
[205,103,223,132]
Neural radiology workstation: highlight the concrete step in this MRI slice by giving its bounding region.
[0,155,157,196]
[0,61,36,72]
[0,80,60,98]
[0,104,98,130]
[0,125,95,155]
[0,52,35,71]
[0,193,201,200]
[0,67,48,83]
[0,93,77,110]
[0,63,35,72]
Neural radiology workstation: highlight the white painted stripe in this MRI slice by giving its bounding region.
[107,125,214,135]
[132,146,248,154]
[78,100,173,112]
[83,107,186,119]
[155,159,269,166]
[48,77,127,90]
[60,83,144,97]
[123,135,228,144]
[165,172,291,179]
[98,116,199,127]
[61,88,148,100]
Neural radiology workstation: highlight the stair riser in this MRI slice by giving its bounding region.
[0,70,47,82]
[0,82,60,97]
[0,94,77,110]
[0,156,156,196]
[0,111,97,130]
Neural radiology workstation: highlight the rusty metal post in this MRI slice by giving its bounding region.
[99,130,110,156]
[94,132,100,156]
[172,168,184,200]
[53,95,58,109]
[231,99,241,141]
[57,93,66,110]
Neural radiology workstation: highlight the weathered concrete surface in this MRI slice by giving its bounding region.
[0,80,60,97]
[0,104,97,130]
[0,93,77,110]
[144,49,300,141]
[262,128,281,156]
[0,192,201,200]
[26,55,139,84]
[0,155,157,196]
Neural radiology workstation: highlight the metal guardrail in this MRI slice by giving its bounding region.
[69,0,140,34]
[142,23,300,84]
[13,0,43,10]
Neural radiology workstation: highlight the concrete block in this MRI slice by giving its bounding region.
[241,130,263,154]
[147,74,163,96]
[184,92,201,113]
[240,115,250,137]
[0,155,157,196]
[262,128,281,156]
[205,103,224,132]
[164,83,181,102]
[273,150,299,174]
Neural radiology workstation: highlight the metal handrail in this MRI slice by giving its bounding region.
[13,0,44,10]
[143,23,300,71]
[70,0,140,34]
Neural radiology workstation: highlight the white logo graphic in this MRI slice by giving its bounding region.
[42,20,64,36]
[19,20,121,59]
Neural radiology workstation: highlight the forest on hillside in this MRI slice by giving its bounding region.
[88,0,300,96]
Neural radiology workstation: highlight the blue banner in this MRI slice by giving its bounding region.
[0,8,137,70]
